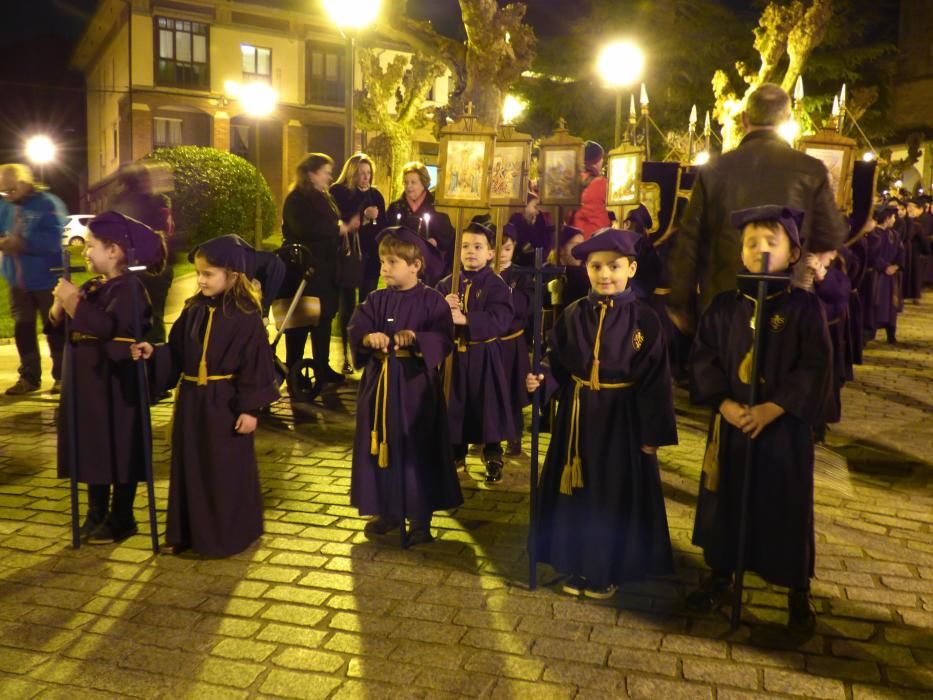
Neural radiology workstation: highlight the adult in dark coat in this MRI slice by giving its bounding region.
[905,198,932,301]
[281,153,353,386]
[386,161,455,283]
[668,84,848,328]
[331,153,387,372]
[108,162,175,344]
[508,191,554,268]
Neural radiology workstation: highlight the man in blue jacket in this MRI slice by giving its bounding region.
[0,164,66,395]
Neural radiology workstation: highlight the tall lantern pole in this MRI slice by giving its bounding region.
[596,40,645,148]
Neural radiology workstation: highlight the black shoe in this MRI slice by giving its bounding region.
[484,458,503,484]
[79,514,107,539]
[160,542,190,555]
[787,590,816,632]
[584,583,619,600]
[321,368,346,385]
[506,440,523,456]
[87,520,139,544]
[686,574,733,612]
[342,361,354,375]
[407,520,434,545]
[364,516,401,536]
[562,575,587,596]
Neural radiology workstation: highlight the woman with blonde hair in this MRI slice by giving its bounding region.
[279,153,355,391]
[330,153,386,373]
[385,161,455,283]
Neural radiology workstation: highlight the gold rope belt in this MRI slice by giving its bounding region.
[456,337,496,352]
[653,287,671,296]
[71,332,135,343]
[181,374,234,383]
[701,414,722,493]
[560,374,634,496]
[500,329,524,342]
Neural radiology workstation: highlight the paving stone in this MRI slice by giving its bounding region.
[628,675,713,699]
[489,678,575,700]
[763,668,846,699]
[831,639,916,667]
[210,638,277,662]
[682,657,759,689]
[806,655,882,682]
[463,650,544,681]
[324,631,397,659]
[271,647,345,673]
[259,603,328,627]
[541,660,626,692]
[607,647,678,676]
[259,669,343,699]
[346,657,420,685]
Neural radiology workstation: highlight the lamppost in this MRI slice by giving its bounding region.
[239,82,278,248]
[501,93,528,126]
[25,135,57,184]
[596,40,644,148]
[322,0,382,160]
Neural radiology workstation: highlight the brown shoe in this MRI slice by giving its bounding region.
[5,378,40,396]
[407,520,434,545]
[160,542,190,555]
[364,516,401,536]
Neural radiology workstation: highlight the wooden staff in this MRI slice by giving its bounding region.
[443,208,465,401]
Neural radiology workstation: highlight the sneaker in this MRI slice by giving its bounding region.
[484,457,504,484]
[686,574,733,612]
[562,575,587,596]
[87,520,139,544]
[364,515,401,536]
[49,380,62,395]
[584,583,619,600]
[506,440,523,456]
[407,520,434,546]
[5,378,40,396]
[787,590,816,632]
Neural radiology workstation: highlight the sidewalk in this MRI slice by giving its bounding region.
[0,283,931,699]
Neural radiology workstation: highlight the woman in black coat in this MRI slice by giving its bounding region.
[385,161,455,285]
[330,153,386,372]
[281,153,353,387]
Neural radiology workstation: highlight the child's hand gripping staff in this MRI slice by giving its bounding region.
[50,250,86,549]
[730,250,790,630]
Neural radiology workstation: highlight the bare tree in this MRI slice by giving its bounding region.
[355,50,445,201]
[712,0,834,150]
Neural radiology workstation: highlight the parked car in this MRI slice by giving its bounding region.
[64,214,93,247]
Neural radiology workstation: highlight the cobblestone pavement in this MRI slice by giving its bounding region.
[0,287,931,699]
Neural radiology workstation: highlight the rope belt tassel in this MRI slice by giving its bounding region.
[371,359,390,468]
[197,307,217,386]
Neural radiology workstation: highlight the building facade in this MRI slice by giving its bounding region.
[72,0,449,214]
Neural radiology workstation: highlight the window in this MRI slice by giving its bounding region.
[153,117,184,148]
[155,16,209,90]
[306,44,345,107]
[241,44,271,83]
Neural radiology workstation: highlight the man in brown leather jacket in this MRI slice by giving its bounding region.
[668,83,847,329]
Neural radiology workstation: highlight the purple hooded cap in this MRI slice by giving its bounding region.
[88,211,166,268]
[558,224,584,250]
[584,140,604,166]
[571,227,641,261]
[464,213,496,245]
[873,203,898,223]
[730,205,803,249]
[502,221,519,242]
[189,234,257,278]
[624,204,653,234]
[375,225,444,283]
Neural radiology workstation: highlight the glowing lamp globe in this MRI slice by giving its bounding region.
[596,40,645,88]
[502,94,528,125]
[25,135,56,165]
[323,0,382,30]
[240,82,278,118]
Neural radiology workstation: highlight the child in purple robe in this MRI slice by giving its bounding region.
[437,215,516,484]
[508,191,554,268]
[866,204,904,344]
[348,226,462,544]
[50,211,165,543]
[809,250,851,435]
[687,205,832,632]
[498,223,533,456]
[133,235,279,556]
[527,228,678,599]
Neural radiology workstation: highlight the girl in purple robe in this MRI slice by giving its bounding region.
[133,235,279,556]
[437,215,516,484]
[348,227,461,545]
[687,206,832,632]
[498,223,533,456]
[527,228,678,600]
[51,212,165,543]
[866,205,904,344]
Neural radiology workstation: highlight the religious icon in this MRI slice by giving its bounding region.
[607,150,641,205]
[442,140,487,202]
[541,147,578,203]
[489,144,525,202]
[804,147,846,205]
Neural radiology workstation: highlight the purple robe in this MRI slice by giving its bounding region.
[903,218,931,300]
[508,211,554,268]
[814,268,851,423]
[436,266,517,444]
[838,241,866,366]
[536,291,678,587]
[149,296,280,556]
[347,283,462,519]
[690,284,832,589]
[867,227,904,332]
[499,265,533,420]
[57,274,151,484]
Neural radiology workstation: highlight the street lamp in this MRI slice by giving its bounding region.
[596,40,645,148]
[239,82,278,248]
[25,135,56,183]
[502,93,528,126]
[323,0,382,159]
